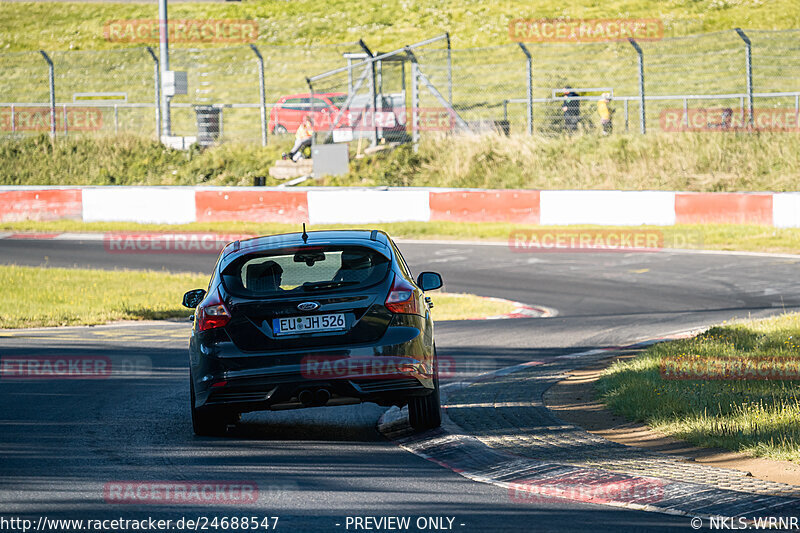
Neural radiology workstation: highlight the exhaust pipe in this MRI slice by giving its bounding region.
[314,388,331,406]
[298,389,314,406]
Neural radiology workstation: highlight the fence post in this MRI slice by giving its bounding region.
[517,43,533,136]
[734,28,754,127]
[406,49,420,152]
[359,40,378,147]
[249,44,268,146]
[628,38,646,134]
[145,47,161,139]
[624,99,629,131]
[683,97,688,128]
[158,0,171,137]
[10,104,15,134]
[63,104,68,136]
[446,32,452,106]
[114,104,119,134]
[39,51,56,140]
[306,77,315,148]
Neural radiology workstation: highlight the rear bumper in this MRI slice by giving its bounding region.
[190,325,434,413]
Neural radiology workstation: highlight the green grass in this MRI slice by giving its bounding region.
[2,0,799,52]
[433,292,516,320]
[4,132,800,191]
[0,264,208,328]
[597,313,800,462]
[1,2,798,143]
[2,220,799,254]
[0,265,512,328]
[0,135,285,186]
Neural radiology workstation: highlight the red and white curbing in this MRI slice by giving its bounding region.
[378,328,800,517]
[467,296,557,320]
[2,186,799,227]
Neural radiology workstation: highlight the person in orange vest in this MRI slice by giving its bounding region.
[283,115,314,162]
[597,93,613,135]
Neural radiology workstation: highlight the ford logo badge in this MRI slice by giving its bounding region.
[297,301,320,312]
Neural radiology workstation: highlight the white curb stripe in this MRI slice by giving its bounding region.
[540,191,677,226]
[307,189,430,224]
[82,187,196,224]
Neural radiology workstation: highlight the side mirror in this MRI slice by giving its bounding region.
[416,272,443,292]
[182,289,207,309]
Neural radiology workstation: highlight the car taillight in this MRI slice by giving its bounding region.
[197,290,231,331]
[385,275,420,315]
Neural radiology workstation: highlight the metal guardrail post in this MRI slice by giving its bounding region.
[624,99,629,131]
[39,51,56,139]
[145,47,161,139]
[735,28,754,127]
[305,77,315,148]
[683,97,689,128]
[359,40,378,147]
[628,38,646,134]
[407,49,420,152]
[446,32,452,106]
[158,0,171,137]
[517,43,533,136]
[249,44,268,146]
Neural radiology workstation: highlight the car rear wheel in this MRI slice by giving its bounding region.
[190,375,238,437]
[273,124,288,135]
[408,354,441,431]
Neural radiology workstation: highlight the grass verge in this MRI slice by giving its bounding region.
[0,265,513,328]
[2,221,800,255]
[3,0,798,52]
[4,132,800,192]
[596,313,800,462]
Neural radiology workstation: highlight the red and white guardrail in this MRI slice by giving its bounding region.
[0,186,798,227]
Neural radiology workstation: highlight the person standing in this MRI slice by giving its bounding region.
[561,86,580,134]
[597,92,613,135]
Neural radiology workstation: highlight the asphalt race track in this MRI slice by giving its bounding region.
[1,237,799,532]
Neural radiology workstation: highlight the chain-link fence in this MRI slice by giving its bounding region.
[1,29,798,144]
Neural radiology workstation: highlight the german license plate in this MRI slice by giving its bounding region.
[273,314,346,336]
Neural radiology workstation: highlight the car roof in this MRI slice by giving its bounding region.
[219,229,393,267]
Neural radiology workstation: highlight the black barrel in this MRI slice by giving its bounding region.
[194,105,221,147]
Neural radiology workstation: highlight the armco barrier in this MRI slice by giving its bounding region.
[0,187,798,228]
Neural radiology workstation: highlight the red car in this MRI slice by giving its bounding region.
[268,92,348,135]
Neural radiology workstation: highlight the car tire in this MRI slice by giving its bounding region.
[273,124,288,135]
[408,353,441,431]
[190,375,238,437]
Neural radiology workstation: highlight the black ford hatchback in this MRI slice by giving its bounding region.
[182,229,444,436]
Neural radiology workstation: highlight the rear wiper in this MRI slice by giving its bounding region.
[302,280,359,291]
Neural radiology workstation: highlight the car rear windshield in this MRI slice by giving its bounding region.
[221,245,391,297]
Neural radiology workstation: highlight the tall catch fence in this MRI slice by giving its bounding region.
[0,29,798,144]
